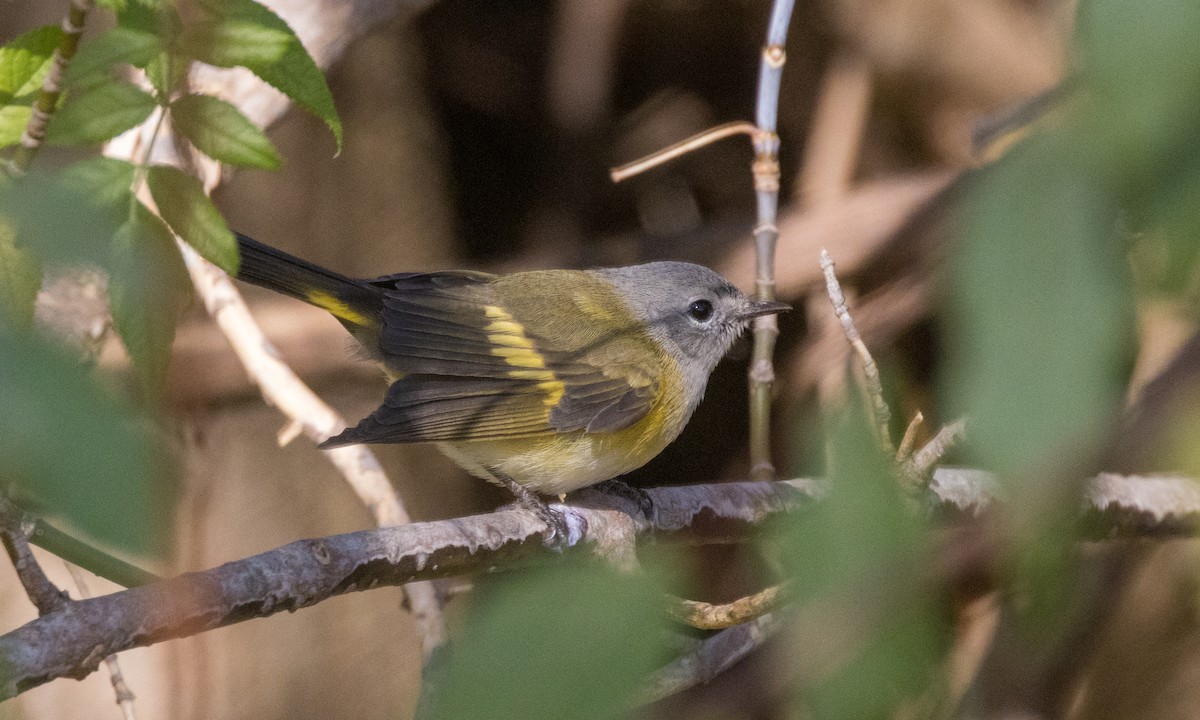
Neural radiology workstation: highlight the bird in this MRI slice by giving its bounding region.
[233,232,788,541]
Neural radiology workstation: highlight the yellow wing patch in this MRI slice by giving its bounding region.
[307,290,370,326]
[483,305,564,408]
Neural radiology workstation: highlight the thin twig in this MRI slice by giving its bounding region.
[901,418,968,489]
[642,613,783,704]
[609,121,760,182]
[65,562,137,720]
[897,411,924,463]
[0,495,69,616]
[666,583,788,630]
[820,248,894,452]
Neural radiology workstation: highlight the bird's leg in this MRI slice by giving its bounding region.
[493,472,570,548]
[592,478,655,520]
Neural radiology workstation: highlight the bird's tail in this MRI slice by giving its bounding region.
[235,232,378,328]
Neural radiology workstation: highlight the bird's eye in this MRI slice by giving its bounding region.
[687,299,714,323]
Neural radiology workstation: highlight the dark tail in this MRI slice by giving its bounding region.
[235,232,378,327]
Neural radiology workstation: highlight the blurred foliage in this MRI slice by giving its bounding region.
[0,0,339,556]
[0,325,173,554]
[780,405,948,719]
[420,560,669,720]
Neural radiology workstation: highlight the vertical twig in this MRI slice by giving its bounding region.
[0,495,70,616]
[65,562,138,720]
[819,249,894,452]
[747,0,795,481]
[10,0,95,174]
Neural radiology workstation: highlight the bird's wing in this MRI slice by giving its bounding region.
[321,271,660,447]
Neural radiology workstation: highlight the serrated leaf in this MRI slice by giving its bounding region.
[108,203,191,395]
[0,218,42,329]
[68,27,164,88]
[0,325,173,554]
[45,82,156,146]
[0,25,63,101]
[170,93,279,169]
[185,0,342,151]
[146,164,237,272]
[0,104,31,149]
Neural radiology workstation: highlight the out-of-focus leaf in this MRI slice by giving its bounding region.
[0,105,31,149]
[0,158,135,267]
[182,0,342,151]
[0,218,41,328]
[0,326,172,554]
[423,562,667,720]
[146,164,237,273]
[781,406,945,719]
[67,27,164,88]
[170,94,280,169]
[45,82,156,146]
[144,52,188,99]
[108,203,191,395]
[946,132,1131,479]
[0,25,63,101]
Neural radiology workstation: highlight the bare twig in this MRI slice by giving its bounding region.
[643,613,783,704]
[609,122,760,182]
[902,418,968,487]
[820,248,893,451]
[0,495,69,616]
[666,583,788,630]
[897,411,925,463]
[65,563,137,720]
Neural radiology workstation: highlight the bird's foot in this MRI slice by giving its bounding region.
[495,473,572,549]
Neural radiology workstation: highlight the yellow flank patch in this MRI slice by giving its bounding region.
[306,290,369,326]
[483,304,564,408]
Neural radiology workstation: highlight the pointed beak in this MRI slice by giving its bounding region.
[739,299,791,321]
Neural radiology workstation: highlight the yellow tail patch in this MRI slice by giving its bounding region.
[306,290,370,326]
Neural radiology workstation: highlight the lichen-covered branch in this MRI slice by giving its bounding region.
[3,471,1199,699]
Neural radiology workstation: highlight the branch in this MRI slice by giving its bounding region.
[0,495,69,617]
[4,471,1200,699]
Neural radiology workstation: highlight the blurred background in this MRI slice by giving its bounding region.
[7,0,1200,717]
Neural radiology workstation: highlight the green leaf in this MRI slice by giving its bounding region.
[0,158,135,268]
[108,203,191,395]
[183,0,342,151]
[144,52,188,99]
[0,104,31,149]
[0,325,173,554]
[946,132,1132,478]
[0,218,42,329]
[45,82,156,146]
[67,27,164,88]
[170,93,280,169]
[0,25,63,101]
[146,164,237,273]
[177,19,292,68]
[423,562,667,720]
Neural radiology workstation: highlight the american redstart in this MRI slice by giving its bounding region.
[233,233,788,539]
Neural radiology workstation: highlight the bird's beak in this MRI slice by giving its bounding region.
[739,299,791,320]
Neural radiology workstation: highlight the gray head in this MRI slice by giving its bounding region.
[591,261,788,391]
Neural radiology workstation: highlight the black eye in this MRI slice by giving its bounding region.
[687,299,714,322]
